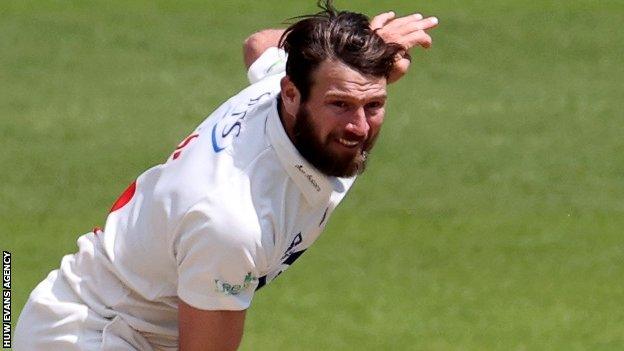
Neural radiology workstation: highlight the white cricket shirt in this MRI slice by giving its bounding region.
[58,47,356,346]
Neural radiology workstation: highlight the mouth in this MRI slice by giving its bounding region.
[336,138,363,149]
[337,138,361,148]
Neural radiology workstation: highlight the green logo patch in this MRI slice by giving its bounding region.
[214,272,258,296]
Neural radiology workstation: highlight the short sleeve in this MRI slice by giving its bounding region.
[175,202,262,311]
[247,47,287,85]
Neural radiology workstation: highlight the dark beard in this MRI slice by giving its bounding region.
[292,104,375,177]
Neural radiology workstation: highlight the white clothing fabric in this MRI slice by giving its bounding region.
[14,265,159,350]
[15,47,355,350]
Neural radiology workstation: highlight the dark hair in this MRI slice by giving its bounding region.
[279,0,403,102]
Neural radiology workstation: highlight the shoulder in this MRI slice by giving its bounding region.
[178,198,261,246]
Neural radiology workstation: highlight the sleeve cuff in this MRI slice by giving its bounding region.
[178,287,252,311]
[247,47,287,84]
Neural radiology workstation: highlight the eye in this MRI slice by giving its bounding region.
[330,100,348,109]
[365,101,385,110]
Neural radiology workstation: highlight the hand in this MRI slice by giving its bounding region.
[370,12,439,83]
[243,29,286,69]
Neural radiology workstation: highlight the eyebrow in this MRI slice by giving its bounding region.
[324,92,387,101]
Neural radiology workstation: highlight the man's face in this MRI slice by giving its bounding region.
[292,60,387,177]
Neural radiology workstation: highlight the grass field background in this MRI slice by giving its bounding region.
[1,0,623,349]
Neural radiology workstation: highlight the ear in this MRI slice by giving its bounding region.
[280,76,301,117]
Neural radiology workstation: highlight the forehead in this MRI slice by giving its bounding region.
[310,60,387,100]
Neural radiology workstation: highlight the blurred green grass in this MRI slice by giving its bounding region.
[1,0,623,349]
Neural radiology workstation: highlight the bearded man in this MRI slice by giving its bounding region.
[14,1,438,350]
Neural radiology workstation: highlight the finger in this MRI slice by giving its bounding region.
[388,17,438,45]
[382,13,423,29]
[375,14,438,47]
[412,16,439,31]
[402,31,433,49]
[370,11,396,30]
[379,14,436,39]
[386,14,438,34]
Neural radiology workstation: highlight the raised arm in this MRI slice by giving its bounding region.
[242,11,438,82]
[243,29,286,69]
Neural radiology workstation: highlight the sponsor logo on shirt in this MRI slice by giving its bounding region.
[170,133,199,160]
[109,181,137,213]
[294,164,321,192]
[214,272,258,296]
[265,59,285,75]
[255,233,307,292]
[211,92,272,152]
[281,233,302,260]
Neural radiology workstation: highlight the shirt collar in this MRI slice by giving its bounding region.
[267,97,335,206]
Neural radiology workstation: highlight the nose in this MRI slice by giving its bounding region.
[344,107,369,138]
